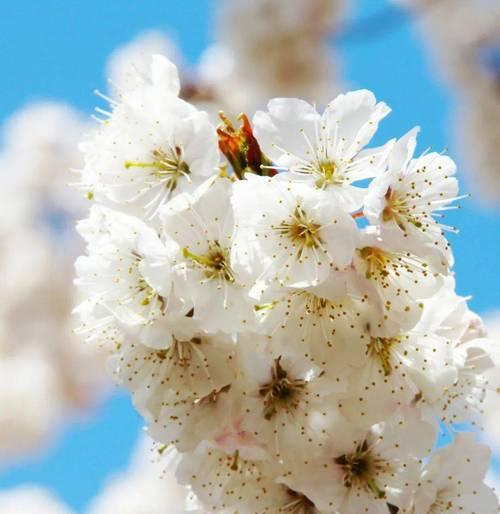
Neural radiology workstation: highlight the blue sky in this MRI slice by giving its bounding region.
[0,0,498,511]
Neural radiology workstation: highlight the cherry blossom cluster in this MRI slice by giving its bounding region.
[396,0,500,203]
[74,55,500,514]
[0,103,109,463]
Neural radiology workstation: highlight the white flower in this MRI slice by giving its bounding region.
[231,174,359,289]
[364,127,460,264]
[237,340,341,459]
[339,322,456,428]
[410,284,498,427]
[407,433,498,514]
[176,445,269,513]
[415,276,484,343]
[161,175,256,333]
[74,206,179,348]
[79,55,219,221]
[255,271,370,372]
[416,334,496,427]
[113,318,237,451]
[352,226,446,331]
[253,91,392,210]
[282,412,436,514]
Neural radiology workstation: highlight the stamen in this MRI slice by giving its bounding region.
[274,204,323,255]
[259,357,307,420]
[182,243,235,283]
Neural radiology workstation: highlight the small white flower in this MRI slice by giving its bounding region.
[80,55,219,222]
[416,334,496,426]
[114,318,237,451]
[253,91,392,210]
[237,341,340,459]
[74,206,179,347]
[364,128,460,264]
[282,412,436,514]
[231,174,359,289]
[176,445,268,513]
[339,323,456,428]
[161,175,256,333]
[352,226,446,331]
[255,271,370,372]
[408,433,498,514]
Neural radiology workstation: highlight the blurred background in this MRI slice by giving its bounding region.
[0,0,499,512]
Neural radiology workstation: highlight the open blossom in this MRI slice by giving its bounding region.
[339,322,457,428]
[352,226,446,332]
[282,412,436,514]
[161,175,256,333]
[80,55,219,222]
[364,128,459,264]
[176,445,272,513]
[74,54,499,514]
[237,341,342,459]
[406,433,498,514]
[231,174,358,289]
[253,91,392,211]
[255,272,369,371]
[410,281,499,427]
[74,205,180,348]
[113,317,238,452]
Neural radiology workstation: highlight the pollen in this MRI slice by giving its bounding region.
[275,204,323,256]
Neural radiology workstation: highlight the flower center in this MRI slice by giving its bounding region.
[359,246,391,280]
[382,187,422,230]
[334,440,387,499]
[155,336,202,367]
[127,251,165,310]
[136,276,156,306]
[182,241,235,282]
[124,146,190,192]
[315,160,341,189]
[304,293,329,315]
[259,358,307,420]
[276,205,323,252]
[366,336,401,376]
